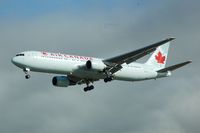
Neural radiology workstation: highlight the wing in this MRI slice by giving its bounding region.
[103,37,175,74]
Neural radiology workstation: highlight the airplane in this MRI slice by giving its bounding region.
[11,37,191,92]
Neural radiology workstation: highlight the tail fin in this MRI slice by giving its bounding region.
[145,40,172,70]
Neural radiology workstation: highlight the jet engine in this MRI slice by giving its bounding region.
[52,76,75,87]
[86,60,107,71]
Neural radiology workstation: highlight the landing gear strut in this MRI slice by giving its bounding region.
[23,68,30,79]
[104,70,113,83]
[83,80,94,92]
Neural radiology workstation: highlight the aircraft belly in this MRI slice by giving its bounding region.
[114,67,157,81]
[72,70,104,80]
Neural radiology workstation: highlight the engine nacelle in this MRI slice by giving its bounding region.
[86,60,107,71]
[52,76,75,87]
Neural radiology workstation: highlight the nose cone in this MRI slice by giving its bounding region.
[11,56,24,68]
[11,57,17,65]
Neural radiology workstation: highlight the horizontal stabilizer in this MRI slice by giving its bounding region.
[157,61,192,73]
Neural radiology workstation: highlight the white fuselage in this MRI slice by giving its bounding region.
[12,51,169,82]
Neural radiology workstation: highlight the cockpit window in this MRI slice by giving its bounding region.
[16,54,25,56]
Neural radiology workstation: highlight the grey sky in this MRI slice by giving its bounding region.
[0,1,199,133]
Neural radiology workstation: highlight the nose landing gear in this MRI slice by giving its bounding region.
[25,74,31,79]
[23,68,31,79]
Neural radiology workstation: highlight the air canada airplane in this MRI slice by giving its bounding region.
[12,38,191,92]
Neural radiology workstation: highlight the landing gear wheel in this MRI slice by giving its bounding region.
[104,78,108,83]
[25,74,30,79]
[23,68,31,79]
[83,85,94,92]
[89,85,94,90]
[83,87,87,92]
[104,77,112,83]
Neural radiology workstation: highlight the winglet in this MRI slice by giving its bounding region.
[157,60,192,73]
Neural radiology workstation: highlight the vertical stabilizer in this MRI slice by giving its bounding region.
[145,41,171,70]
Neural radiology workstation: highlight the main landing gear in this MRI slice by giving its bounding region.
[23,68,31,79]
[84,85,94,92]
[83,80,94,92]
[104,77,113,83]
[103,70,113,83]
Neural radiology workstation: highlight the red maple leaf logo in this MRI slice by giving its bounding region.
[155,51,166,64]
